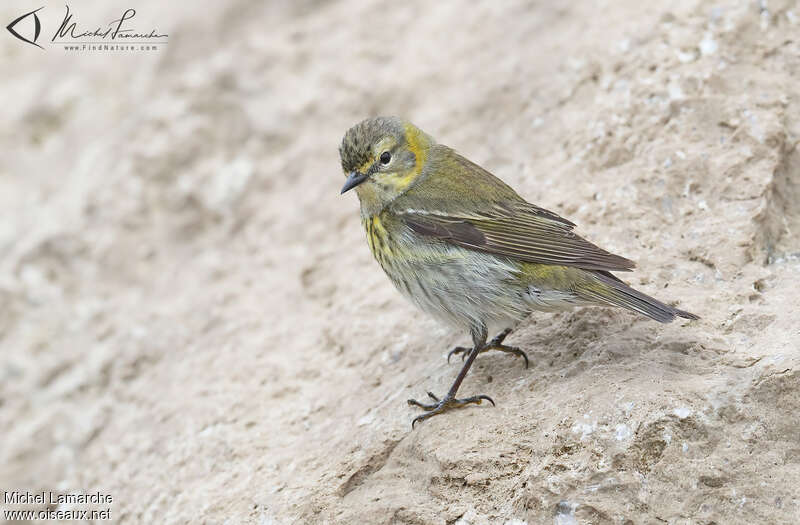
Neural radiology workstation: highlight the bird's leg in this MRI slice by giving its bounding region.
[408,327,495,428]
[447,328,529,369]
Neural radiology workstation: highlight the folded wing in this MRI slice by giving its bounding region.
[400,203,635,272]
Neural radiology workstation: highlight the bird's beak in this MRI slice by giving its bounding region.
[340,171,368,194]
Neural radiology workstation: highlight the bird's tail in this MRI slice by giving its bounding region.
[579,271,699,323]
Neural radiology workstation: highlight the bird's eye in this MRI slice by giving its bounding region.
[380,151,391,165]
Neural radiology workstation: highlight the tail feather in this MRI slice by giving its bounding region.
[581,271,699,323]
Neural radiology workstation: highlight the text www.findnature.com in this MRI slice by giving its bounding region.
[62,44,160,51]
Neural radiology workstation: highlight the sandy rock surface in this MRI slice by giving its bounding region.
[1,0,799,523]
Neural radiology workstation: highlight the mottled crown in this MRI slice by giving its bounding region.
[339,116,406,173]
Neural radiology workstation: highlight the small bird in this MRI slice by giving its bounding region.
[338,116,698,427]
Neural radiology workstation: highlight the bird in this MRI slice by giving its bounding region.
[338,116,698,427]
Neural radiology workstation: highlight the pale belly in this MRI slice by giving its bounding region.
[377,240,580,332]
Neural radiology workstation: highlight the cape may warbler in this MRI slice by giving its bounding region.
[339,116,697,427]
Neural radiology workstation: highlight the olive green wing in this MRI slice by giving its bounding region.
[399,204,636,272]
[394,145,634,271]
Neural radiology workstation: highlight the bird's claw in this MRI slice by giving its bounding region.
[447,346,470,363]
[408,393,495,428]
[486,343,529,369]
[406,391,440,410]
[447,328,529,368]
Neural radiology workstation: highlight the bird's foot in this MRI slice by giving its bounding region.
[446,328,529,368]
[446,345,472,363]
[407,391,494,428]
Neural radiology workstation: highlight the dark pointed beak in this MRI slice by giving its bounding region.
[340,171,368,194]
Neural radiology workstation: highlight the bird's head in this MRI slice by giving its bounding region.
[339,116,434,214]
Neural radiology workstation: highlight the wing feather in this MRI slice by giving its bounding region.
[402,207,635,272]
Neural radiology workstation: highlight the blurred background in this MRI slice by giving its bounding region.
[1,0,798,523]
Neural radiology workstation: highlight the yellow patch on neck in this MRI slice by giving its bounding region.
[394,123,430,191]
